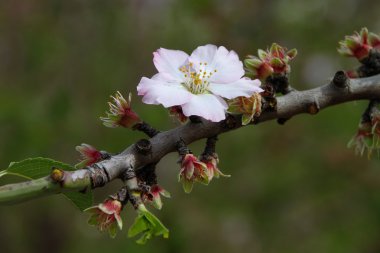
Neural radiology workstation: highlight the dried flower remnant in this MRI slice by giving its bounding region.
[75,143,103,168]
[348,121,375,158]
[85,199,123,238]
[100,91,141,128]
[228,93,262,125]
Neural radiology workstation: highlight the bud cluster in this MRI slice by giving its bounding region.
[177,138,229,193]
[338,27,380,62]
[245,43,297,81]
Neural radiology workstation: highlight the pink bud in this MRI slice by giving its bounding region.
[178,154,209,193]
[75,144,102,168]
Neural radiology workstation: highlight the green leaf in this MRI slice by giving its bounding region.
[128,206,169,244]
[63,190,93,211]
[128,214,149,238]
[182,178,194,193]
[0,157,93,211]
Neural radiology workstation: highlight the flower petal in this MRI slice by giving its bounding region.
[137,77,192,107]
[115,214,123,230]
[181,94,228,122]
[153,48,189,81]
[189,44,218,67]
[190,45,244,83]
[209,78,263,99]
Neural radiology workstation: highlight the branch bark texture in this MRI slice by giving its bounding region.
[1,73,380,204]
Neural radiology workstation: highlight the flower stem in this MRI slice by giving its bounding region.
[134,122,160,138]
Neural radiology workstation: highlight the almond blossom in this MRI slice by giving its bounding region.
[137,45,263,122]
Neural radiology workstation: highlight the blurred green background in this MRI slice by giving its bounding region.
[1,0,380,252]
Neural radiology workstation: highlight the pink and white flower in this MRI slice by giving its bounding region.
[137,45,262,122]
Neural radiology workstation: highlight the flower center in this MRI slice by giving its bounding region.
[179,62,217,94]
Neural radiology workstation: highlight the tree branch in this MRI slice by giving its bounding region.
[1,73,380,205]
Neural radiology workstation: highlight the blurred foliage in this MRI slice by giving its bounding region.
[1,0,380,253]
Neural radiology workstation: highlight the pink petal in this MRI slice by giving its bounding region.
[189,45,244,83]
[137,77,192,107]
[181,94,228,122]
[209,78,263,99]
[153,48,189,81]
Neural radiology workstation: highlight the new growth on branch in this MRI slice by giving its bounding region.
[1,27,380,244]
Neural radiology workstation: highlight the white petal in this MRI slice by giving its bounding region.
[209,78,263,99]
[181,94,228,122]
[153,48,189,81]
[189,45,244,83]
[209,46,244,83]
[189,44,218,68]
[137,77,192,107]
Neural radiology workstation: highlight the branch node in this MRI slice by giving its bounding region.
[110,186,129,206]
[50,167,64,183]
[136,163,157,186]
[122,167,136,181]
[331,70,349,88]
[176,138,190,156]
[307,99,320,115]
[87,164,109,188]
[135,139,152,155]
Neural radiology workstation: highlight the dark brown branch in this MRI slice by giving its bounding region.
[2,73,380,204]
[96,73,380,178]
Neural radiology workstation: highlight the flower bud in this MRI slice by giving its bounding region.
[199,153,230,181]
[338,27,380,61]
[178,154,209,193]
[85,199,123,238]
[75,143,102,168]
[142,184,171,210]
[245,43,297,80]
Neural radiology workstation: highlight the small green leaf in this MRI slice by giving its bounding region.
[128,206,169,244]
[128,214,149,238]
[63,190,93,211]
[182,178,194,193]
[0,157,93,211]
